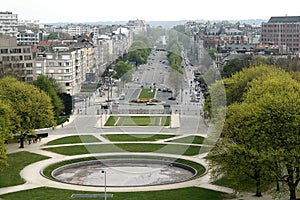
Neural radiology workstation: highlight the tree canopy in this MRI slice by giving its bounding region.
[32,75,64,121]
[0,77,55,148]
[207,66,300,199]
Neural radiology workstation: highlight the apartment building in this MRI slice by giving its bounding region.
[261,16,300,53]
[35,40,97,95]
[0,11,18,37]
[95,27,133,74]
[0,35,35,82]
[17,30,39,46]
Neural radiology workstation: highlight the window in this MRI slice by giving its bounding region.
[24,55,32,60]
[66,69,70,73]
[1,49,8,54]
[2,56,9,61]
[23,48,31,53]
[65,82,70,86]
[26,63,33,68]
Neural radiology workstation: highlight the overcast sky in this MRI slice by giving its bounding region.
[1,0,300,23]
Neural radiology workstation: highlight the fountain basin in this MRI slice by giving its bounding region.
[51,159,197,187]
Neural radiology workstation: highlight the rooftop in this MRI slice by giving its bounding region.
[268,16,300,23]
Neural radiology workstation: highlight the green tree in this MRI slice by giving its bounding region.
[0,100,14,171]
[0,77,55,148]
[113,61,133,82]
[244,73,300,200]
[126,40,151,66]
[32,75,64,121]
[207,67,300,199]
[47,33,59,40]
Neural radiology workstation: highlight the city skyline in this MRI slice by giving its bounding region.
[1,0,300,23]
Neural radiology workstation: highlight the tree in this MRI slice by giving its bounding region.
[113,61,133,82]
[47,33,59,40]
[0,77,56,148]
[32,75,64,121]
[207,67,300,199]
[0,100,14,171]
[244,73,300,200]
[223,65,286,106]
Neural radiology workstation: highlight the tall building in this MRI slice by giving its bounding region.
[261,16,300,53]
[0,35,35,82]
[0,11,18,37]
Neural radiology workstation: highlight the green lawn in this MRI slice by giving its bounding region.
[46,135,100,145]
[44,143,203,156]
[0,187,224,200]
[103,134,176,141]
[167,135,205,144]
[138,88,156,99]
[104,116,170,126]
[0,152,49,188]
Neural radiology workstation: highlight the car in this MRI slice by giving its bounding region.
[119,96,125,100]
[146,102,157,106]
[168,97,176,100]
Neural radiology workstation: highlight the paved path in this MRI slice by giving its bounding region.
[1,116,233,197]
[0,86,287,200]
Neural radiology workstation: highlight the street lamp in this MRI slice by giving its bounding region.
[101,170,107,200]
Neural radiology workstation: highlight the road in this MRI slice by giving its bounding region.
[51,48,208,135]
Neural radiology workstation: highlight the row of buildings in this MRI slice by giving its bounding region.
[0,11,147,95]
[185,16,300,68]
[186,16,300,58]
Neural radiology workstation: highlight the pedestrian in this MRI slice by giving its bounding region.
[61,123,64,128]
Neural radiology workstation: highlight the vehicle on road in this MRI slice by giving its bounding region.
[146,102,157,105]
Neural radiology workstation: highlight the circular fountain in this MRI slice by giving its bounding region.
[51,158,197,187]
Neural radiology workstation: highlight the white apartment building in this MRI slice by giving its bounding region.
[36,46,92,95]
[17,30,39,46]
[67,25,91,36]
[0,11,18,37]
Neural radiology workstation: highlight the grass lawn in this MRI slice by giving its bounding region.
[138,88,156,99]
[103,134,176,141]
[44,143,203,156]
[167,135,205,144]
[213,176,258,194]
[0,187,224,200]
[104,116,170,126]
[0,152,49,188]
[45,135,100,146]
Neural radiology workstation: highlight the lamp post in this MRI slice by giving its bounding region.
[101,170,107,200]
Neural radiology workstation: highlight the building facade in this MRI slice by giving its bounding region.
[17,30,39,46]
[0,11,18,37]
[35,44,94,95]
[261,16,300,53]
[0,36,35,82]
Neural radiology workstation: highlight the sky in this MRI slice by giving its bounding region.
[1,0,300,23]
